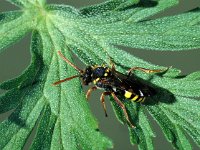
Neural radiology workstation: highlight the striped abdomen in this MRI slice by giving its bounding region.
[123,90,146,102]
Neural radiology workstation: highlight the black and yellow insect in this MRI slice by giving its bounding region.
[53,51,162,128]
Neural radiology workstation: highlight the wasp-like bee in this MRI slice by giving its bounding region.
[53,51,163,128]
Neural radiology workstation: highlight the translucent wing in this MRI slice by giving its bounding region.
[111,70,156,97]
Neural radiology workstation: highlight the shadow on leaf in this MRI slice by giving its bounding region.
[8,108,27,128]
[120,0,158,11]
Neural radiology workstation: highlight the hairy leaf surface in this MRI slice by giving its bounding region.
[0,0,200,149]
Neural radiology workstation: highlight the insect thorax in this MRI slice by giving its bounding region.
[92,66,111,84]
[81,65,111,85]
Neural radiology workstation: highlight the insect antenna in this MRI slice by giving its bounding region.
[53,75,80,85]
[53,51,83,85]
[57,51,84,73]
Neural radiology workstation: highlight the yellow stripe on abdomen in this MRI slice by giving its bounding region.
[141,97,146,102]
[131,95,139,101]
[124,91,132,99]
[137,97,145,102]
[124,91,139,101]
[124,91,146,103]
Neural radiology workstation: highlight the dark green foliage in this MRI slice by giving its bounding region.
[0,0,200,149]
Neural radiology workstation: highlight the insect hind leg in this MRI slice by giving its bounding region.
[127,67,164,76]
[86,86,97,100]
[100,92,111,117]
[111,92,135,128]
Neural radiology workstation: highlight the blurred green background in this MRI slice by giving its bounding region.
[0,0,200,150]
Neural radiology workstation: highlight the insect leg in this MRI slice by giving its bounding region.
[111,63,116,72]
[111,92,135,128]
[127,67,164,76]
[86,86,97,100]
[100,92,111,117]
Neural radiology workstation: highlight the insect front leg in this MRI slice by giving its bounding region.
[86,86,97,100]
[111,92,135,128]
[100,92,111,117]
[127,67,164,76]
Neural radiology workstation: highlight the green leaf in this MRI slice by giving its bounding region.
[129,107,155,150]
[80,0,140,14]
[147,105,193,150]
[81,2,200,51]
[81,10,200,51]
[115,0,140,11]
[6,0,46,8]
[0,10,33,52]
[0,0,200,150]
[124,0,179,22]
[80,0,179,22]
[0,2,112,150]
[6,0,24,8]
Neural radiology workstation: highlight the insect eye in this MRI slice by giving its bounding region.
[85,66,92,73]
[82,76,92,85]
